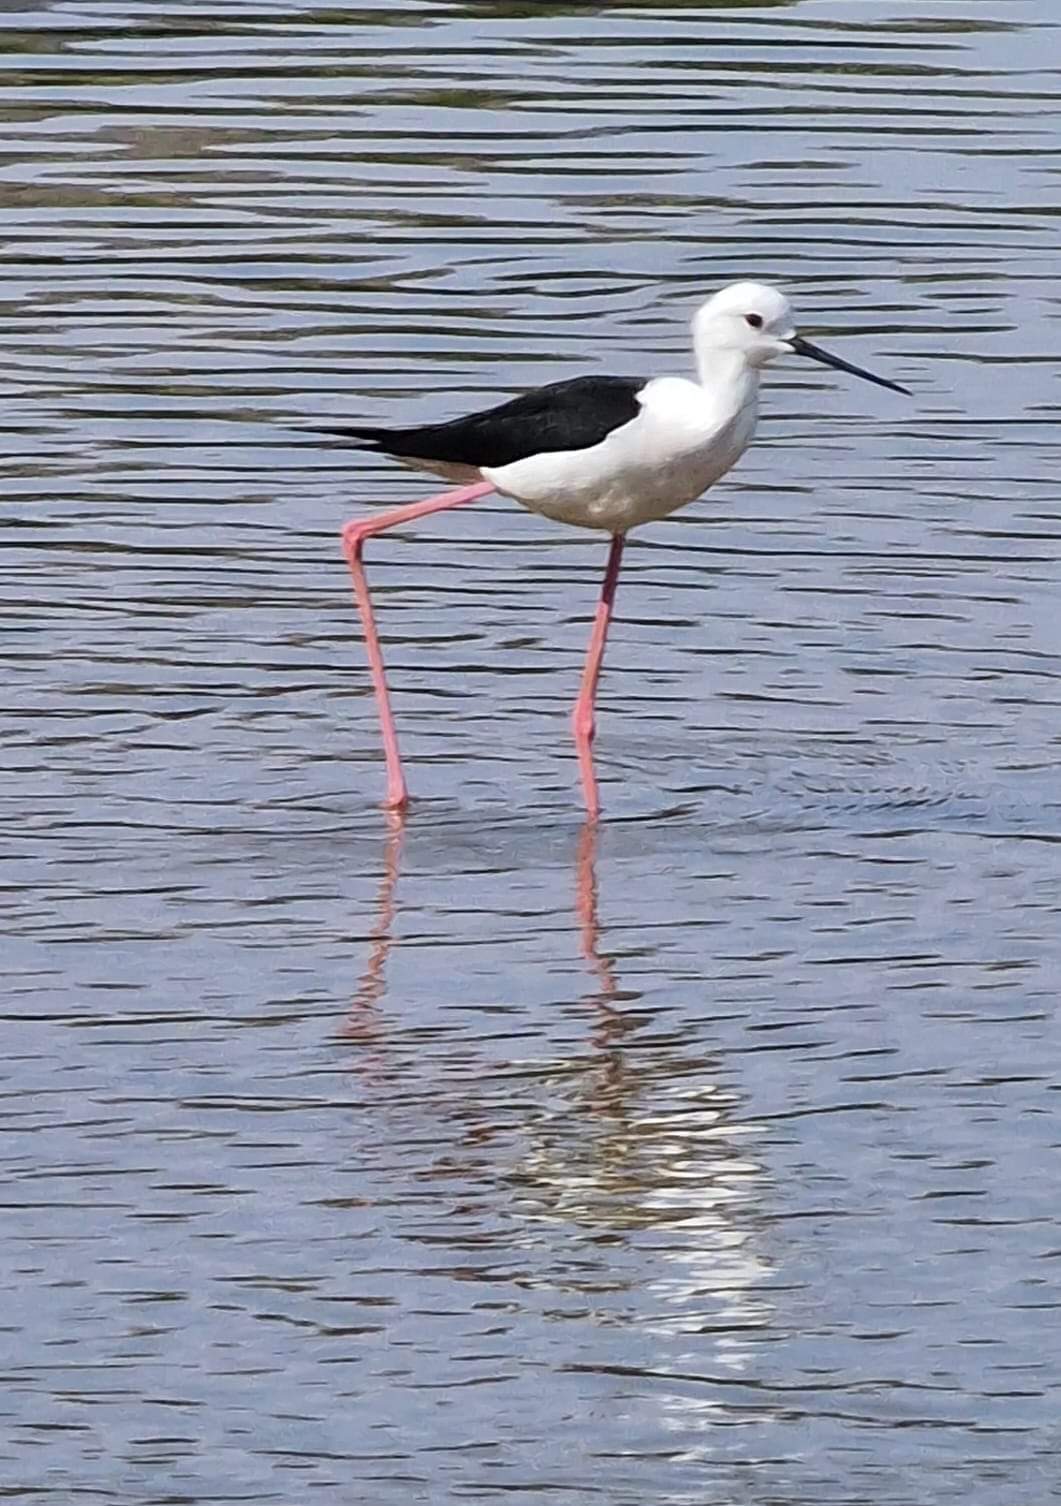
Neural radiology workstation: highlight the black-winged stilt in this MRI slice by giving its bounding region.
[332,282,909,817]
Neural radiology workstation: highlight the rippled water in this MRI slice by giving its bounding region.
[4,0,1061,1500]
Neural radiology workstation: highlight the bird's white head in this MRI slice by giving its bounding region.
[692,281,796,372]
[692,281,909,396]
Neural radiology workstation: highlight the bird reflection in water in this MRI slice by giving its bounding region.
[342,815,772,1372]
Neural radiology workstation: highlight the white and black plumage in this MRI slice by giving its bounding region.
[328,375,644,474]
[322,282,908,535]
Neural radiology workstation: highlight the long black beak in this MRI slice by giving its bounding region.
[788,334,910,396]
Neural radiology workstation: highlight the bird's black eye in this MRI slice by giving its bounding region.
[745,313,764,330]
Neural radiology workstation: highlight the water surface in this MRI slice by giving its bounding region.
[3,1,1061,1501]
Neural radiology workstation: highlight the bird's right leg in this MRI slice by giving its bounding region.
[341,480,494,810]
[571,532,626,819]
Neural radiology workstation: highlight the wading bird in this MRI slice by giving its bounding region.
[332,282,908,817]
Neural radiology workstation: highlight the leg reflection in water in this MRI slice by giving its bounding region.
[575,818,641,1106]
[343,817,625,1040]
[343,811,405,1042]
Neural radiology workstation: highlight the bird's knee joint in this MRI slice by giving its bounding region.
[572,708,596,745]
[342,522,369,560]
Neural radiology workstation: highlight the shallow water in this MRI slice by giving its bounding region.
[4,1,1061,1501]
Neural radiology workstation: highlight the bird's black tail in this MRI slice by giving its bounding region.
[314,425,394,451]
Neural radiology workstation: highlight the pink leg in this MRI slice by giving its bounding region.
[342,480,494,810]
[572,533,625,819]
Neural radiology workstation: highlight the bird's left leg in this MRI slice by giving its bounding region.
[571,532,625,819]
[341,479,495,809]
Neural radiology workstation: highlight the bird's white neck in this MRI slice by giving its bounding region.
[694,347,759,413]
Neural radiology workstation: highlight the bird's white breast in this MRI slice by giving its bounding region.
[482,375,759,532]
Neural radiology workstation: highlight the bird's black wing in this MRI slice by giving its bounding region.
[318,375,647,469]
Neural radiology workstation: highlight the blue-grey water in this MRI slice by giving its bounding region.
[3,1,1061,1501]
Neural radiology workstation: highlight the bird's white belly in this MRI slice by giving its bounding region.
[482,396,756,533]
